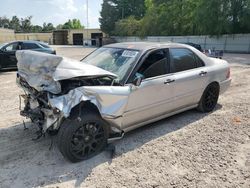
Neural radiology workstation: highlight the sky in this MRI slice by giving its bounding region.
[0,0,102,28]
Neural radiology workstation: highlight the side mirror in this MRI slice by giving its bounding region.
[132,74,143,86]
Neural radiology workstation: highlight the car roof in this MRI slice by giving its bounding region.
[7,40,45,44]
[19,40,43,44]
[104,42,192,51]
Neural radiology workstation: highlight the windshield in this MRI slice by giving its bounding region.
[82,47,140,81]
[0,43,7,49]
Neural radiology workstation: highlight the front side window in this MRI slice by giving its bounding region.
[0,43,8,49]
[4,43,18,51]
[136,49,168,79]
[82,47,140,81]
[170,48,202,73]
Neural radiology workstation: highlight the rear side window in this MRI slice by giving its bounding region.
[22,43,40,49]
[170,48,204,73]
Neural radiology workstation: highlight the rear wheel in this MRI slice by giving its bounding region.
[197,83,219,112]
[57,110,108,162]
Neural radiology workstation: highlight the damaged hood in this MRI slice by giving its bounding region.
[16,50,117,94]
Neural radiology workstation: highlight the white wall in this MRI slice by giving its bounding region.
[113,34,250,53]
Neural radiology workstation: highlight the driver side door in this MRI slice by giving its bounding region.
[122,49,176,131]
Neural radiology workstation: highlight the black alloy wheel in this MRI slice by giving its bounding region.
[197,83,219,112]
[57,110,108,163]
[70,122,106,160]
[204,87,218,110]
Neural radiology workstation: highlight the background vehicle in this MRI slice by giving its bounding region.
[16,42,231,162]
[183,42,224,59]
[0,41,56,70]
[183,42,203,52]
[204,48,224,59]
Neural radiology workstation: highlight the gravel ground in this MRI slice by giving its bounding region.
[0,46,249,188]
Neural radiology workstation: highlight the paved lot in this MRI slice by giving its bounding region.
[0,46,249,188]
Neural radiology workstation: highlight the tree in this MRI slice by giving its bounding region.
[114,0,146,19]
[31,25,43,33]
[56,24,63,30]
[42,22,55,32]
[61,19,84,29]
[9,16,21,31]
[114,16,142,36]
[101,0,250,36]
[0,16,85,32]
[99,0,120,35]
[72,19,83,29]
[240,0,250,32]
[100,0,146,35]
[20,16,33,33]
[0,16,10,28]
[139,0,202,36]
[228,0,250,33]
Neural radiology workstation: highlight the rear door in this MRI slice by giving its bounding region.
[169,48,209,109]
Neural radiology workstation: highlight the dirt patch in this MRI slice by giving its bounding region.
[0,49,249,188]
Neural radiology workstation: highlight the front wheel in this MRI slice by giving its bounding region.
[57,110,108,163]
[197,83,220,113]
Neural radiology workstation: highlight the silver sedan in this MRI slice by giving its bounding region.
[16,42,231,162]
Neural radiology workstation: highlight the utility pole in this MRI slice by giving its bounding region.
[86,0,89,45]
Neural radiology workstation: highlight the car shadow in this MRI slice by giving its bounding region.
[0,104,222,187]
[0,68,17,75]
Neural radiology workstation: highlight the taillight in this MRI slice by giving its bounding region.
[226,68,231,79]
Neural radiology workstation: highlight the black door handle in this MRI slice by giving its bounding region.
[199,71,207,76]
[164,79,175,84]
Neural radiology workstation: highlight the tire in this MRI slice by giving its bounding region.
[57,109,108,163]
[46,128,58,136]
[197,83,220,113]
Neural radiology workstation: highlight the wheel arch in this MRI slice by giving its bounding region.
[207,81,220,88]
[207,81,220,90]
[200,81,220,100]
[68,101,101,120]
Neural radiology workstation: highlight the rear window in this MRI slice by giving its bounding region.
[39,43,50,48]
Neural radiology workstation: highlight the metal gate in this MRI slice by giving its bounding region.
[73,33,83,45]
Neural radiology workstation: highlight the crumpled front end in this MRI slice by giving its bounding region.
[17,75,64,132]
[48,86,131,129]
[16,50,130,133]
